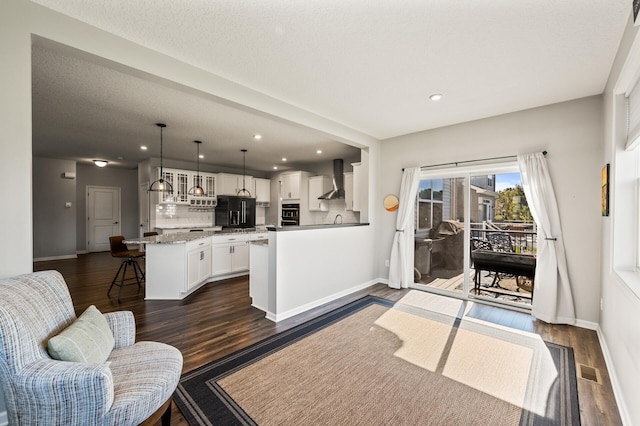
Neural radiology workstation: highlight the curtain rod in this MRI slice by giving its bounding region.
[402,151,547,171]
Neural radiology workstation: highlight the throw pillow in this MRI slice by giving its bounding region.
[47,305,115,363]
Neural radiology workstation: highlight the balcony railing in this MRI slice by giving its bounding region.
[470,221,537,254]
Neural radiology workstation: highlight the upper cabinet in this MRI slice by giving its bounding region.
[254,178,271,207]
[217,173,254,196]
[308,175,332,211]
[156,168,189,204]
[344,172,354,211]
[281,171,302,200]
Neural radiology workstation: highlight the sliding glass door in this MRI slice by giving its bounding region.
[411,162,535,309]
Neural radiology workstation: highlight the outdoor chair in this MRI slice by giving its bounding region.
[487,232,515,252]
[0,270,183,425]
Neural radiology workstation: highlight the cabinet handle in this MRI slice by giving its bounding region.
[200,251,204,260]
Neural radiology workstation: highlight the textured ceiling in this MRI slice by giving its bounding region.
[30,0,630,169]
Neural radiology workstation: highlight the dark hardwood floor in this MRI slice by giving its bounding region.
[34,252,621,425]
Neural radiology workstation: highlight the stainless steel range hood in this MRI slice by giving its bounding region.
[318,159,345,200]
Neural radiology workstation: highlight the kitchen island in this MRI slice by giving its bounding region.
[125,229,267,300]
[252,223,374,322]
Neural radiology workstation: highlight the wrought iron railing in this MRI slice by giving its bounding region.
[470,221,537,254]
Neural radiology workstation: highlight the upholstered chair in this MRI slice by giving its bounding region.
[0,270,183,425]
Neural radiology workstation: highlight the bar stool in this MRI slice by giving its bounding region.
[108,236,145,302]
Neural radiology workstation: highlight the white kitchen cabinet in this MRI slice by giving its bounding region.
[281,172,301,200]
[254,178,271,206]
[188,172,217,207]
[210,233,267,278]
[217,173,253,196]
[156,168,190,204]
[308,175,332,211]
[352,162,362,212]
[344,172,354,211]
[187,239,211,291]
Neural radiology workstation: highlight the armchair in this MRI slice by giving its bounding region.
[0,270,183,425]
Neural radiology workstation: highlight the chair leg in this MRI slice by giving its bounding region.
[161,401,172,426]
[131,259,141,290]
[118,261,129,303]
[108,261,127,296]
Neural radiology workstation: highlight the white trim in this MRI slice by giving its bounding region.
[596,326,632,426]
[614,30,640,96]
[76,250,88,255]
[33,254,77,262]
[268,279,379,322]
[574,319,598,331]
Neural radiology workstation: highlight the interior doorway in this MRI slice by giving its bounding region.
[86,186,121,252]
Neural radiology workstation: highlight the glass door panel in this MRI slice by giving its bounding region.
[414,177,467,296]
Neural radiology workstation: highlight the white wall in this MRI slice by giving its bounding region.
[600,13,640,426]
[33,158,77,259]
[376,96,604,325]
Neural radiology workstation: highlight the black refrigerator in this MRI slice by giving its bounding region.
[215,196,256,229]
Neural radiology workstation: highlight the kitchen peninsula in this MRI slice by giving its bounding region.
[126,230,267,299]
[129,223,376,325]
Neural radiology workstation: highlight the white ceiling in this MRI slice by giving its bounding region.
[31,0,630,170]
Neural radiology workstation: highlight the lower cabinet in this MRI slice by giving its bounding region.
[186,239,212,291]
[211,233,266,278]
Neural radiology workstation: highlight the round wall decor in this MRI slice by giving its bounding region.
[383,194,399,212]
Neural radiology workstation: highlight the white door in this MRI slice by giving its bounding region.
[139,182,149,237]
[87,186,121,252]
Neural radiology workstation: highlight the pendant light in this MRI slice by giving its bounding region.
[236,149,252,197]
[149,123,174,193]
[188,140,204,196]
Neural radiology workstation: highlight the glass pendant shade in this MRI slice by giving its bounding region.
[237,149,252,197]
[188,140,204,196]
[149,123,174,193]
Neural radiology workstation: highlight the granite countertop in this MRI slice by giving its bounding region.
[154,225,221,230]
[126,227,269,244]
[266,223,370,232]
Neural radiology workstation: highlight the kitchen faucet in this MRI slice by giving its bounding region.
[334,214,343,224]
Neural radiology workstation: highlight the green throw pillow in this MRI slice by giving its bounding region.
[47,305,115,364]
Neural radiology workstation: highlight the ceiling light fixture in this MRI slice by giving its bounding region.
[316,150,322,154]
[273,166,278,170]
[237,149,252,197]
[253,134,262,140]
[429,93,443,101]
[188,140,204,197]
[149,123,174,193]
[282,157,287,162]
[93,160,108,168]
[140,145,148,150]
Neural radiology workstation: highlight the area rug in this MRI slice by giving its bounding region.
[174,294,579,425]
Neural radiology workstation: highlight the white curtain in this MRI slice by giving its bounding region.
[518,153,576,324]
[388,167,420,289]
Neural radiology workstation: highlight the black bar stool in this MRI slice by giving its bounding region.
[108,236,145,302]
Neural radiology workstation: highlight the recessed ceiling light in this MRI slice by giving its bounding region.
[140,145,148,150]
[117,156,124,160]
[253,134,262,140]
[316,150,322,154]
[273,166,278,170]
[282,157,287,162]
[93,160,108,168]
[199,154,204,159]
[429,93,443,101]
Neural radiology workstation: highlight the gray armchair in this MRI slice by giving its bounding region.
[0,270,183,425]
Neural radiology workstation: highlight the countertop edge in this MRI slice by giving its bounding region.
[266,223,370,232]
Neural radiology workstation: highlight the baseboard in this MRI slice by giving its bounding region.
[596,326,632,426]
[33,254,78,262]
[271,279,380,323]
[0,410,7,426]
[574,318,598,331]
[76,250,88,255]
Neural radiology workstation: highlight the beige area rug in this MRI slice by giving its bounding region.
[174,293,579,425]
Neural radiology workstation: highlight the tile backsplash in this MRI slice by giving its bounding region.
[154,205,214,228]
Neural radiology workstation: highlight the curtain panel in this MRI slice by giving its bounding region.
[518,153,576,324]
[388,167,420,289]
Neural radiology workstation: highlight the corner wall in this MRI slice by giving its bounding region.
[376,96,604,325]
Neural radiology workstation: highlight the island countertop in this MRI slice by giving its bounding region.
[125,228,268,245]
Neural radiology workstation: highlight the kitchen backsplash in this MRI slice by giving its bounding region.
[154,205,214,228]
[312,200,360,225]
